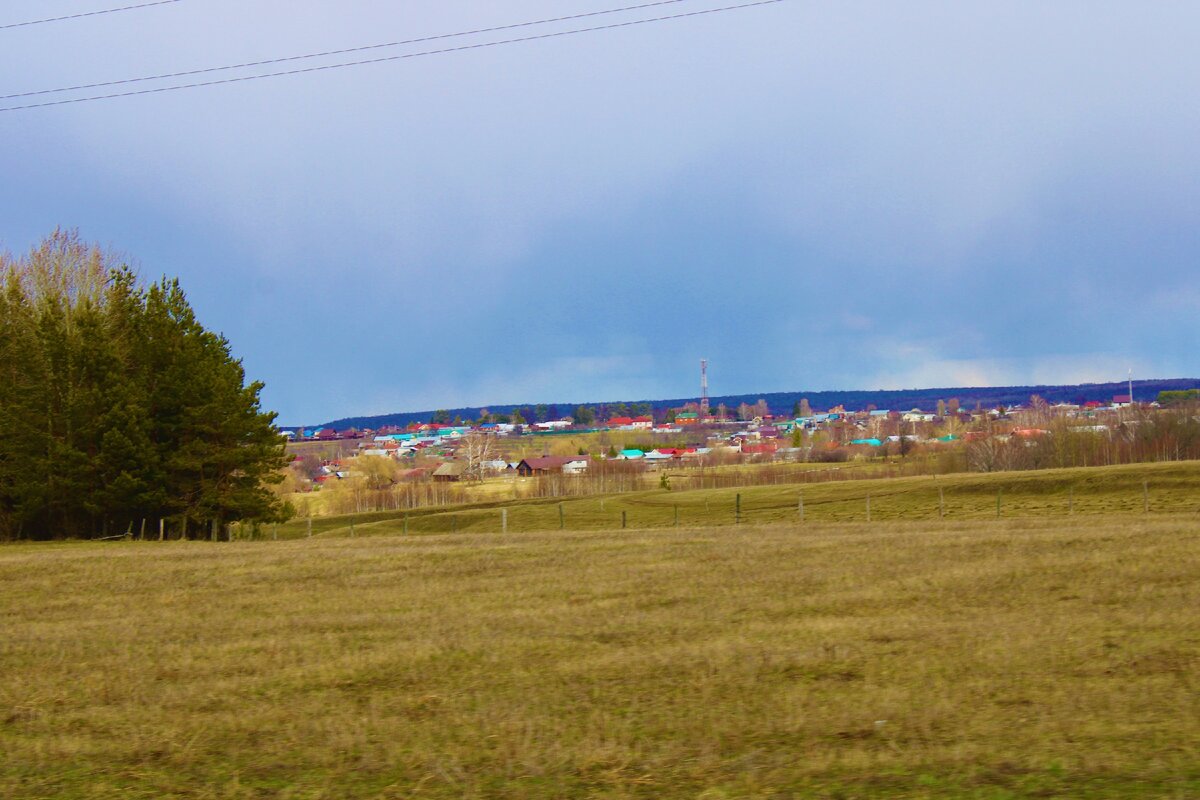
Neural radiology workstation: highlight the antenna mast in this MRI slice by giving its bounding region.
[700,359,710,415]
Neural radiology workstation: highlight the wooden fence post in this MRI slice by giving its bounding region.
[621,510,627,529]
[735,493,742,525]
[1068,487,1074,516]
[501,508,507,534]
[996,490,1002,518]
[1143,480,1149,514]
[938,486,945,519]
[798,492,804,522]
[307,518,313,538]
[158,518,165,542]
[866,494,871,523]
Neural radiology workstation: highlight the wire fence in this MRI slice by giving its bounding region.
[231,474,1200,540]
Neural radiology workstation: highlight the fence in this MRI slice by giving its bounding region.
[254,473,1198,540]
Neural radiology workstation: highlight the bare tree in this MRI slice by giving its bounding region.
[459,432,496,483]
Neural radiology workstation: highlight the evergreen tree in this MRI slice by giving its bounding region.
[0,232,290,540]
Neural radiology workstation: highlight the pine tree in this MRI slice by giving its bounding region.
[0,233,290,540]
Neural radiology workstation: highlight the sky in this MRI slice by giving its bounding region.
[1,0,1197,425]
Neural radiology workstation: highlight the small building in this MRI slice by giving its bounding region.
[516,456,589,476]
[643,450,674,466]
[432,462,467,482]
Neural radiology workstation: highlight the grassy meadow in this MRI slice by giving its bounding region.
[2,499,1199,797]
[274,460,1200,539]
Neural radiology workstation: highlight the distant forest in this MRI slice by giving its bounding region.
[303,378,1200,431]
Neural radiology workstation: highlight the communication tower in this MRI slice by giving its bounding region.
[700,359,710,415]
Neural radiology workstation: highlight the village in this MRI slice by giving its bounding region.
[282,389,1170,495]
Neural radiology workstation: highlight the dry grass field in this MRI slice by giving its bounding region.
[2,512,1198,798]
[275,460,1200,539]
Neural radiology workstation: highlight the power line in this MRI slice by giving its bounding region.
[0,0,784,113]
[2,0,691,101]
[1,1,181,31]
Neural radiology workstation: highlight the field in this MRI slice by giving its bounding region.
[2,469,1199,797]
[274,460,1200,539]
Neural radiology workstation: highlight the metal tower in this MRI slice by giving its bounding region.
[700,359,709,415]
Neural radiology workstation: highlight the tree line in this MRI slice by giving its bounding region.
[0,231,291,541]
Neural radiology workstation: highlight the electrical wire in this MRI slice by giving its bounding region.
[0,0,784,112]
[1,1,181,31]
[2,0,691,101]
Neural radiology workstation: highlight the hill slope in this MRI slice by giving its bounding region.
[303,377,1199,430]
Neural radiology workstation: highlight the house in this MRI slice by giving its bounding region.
[675,412,699,425]
[516,456,589,476]
[532,419,573,431]
[617,449,644,460]
[432,462,467,482]
[561,457,590,475]
[642,450,674,466]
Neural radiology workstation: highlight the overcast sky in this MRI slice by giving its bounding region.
[2,1,1196,424]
